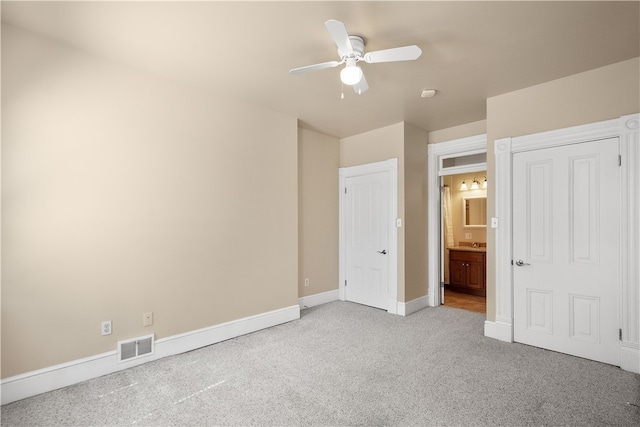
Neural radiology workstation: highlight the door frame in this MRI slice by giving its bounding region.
[339,159,399,314]
[427,135,487,307]
[488,114,640,374]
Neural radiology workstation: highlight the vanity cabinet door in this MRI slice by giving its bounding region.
[448,250,486,296]
[466,260,485,293]
[450,259,467,287]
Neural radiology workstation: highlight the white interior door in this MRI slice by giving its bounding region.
[513,138,621,365]
[345,171,390,310]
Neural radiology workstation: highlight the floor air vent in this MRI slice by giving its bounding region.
[118,334,154,363]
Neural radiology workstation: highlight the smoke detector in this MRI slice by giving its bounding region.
[421,89,437,98]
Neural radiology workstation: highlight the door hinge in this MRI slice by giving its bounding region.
[618,155,622,166]
[345,187,347,194]
[619,328,623,341]
[344,280,347,287]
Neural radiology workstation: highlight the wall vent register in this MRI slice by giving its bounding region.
[118,334,154,363]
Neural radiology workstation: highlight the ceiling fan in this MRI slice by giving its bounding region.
[289,19,422,95]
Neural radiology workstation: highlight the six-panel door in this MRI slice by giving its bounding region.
[513,138,621,366]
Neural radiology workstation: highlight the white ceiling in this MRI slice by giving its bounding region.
[2,1,639,138]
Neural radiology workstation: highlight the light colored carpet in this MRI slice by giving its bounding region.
[2,301,639,426]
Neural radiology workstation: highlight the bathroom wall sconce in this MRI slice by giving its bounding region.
[460,176,487,191]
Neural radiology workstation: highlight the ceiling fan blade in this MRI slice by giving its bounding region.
[289,61,341,75]
[325,19,353,55]
[353,73,369,95]
[363,45,422,63]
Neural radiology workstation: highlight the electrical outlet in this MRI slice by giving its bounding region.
[143,312,153,327]
[304,278,310,287]
[101,320,112,336]
[465,233,472,239]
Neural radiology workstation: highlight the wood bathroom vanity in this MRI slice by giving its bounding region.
[448,246,486,297]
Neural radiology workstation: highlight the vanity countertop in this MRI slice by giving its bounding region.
[448,246,487,253]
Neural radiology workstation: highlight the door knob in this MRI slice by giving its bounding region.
[515,259,531,266]
[377,250,387,255]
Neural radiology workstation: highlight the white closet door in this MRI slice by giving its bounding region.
[513,138,621,365]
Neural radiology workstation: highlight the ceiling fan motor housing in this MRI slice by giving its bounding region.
[338,35,365,59]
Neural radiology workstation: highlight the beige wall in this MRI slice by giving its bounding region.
[428,120,487,145]
[1,26,299,378]
[485,57,640,321]
[339,122,406,168]
[298,128,339,298]
[403,124,429,302]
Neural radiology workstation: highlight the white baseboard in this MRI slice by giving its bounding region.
[428,292,437,307]
[620,342,640,374]
[0,305,300,405]
[298,289,339,309]
[398,295,429,316]
[484,320,513,342]
[387,297,399,315]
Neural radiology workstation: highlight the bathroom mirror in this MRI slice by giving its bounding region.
[463,196,487,227]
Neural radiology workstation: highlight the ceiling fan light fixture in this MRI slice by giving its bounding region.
[340,65,363,85]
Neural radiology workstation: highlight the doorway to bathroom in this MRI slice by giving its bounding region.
[441,171,487,313]
[427,134,487,311]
